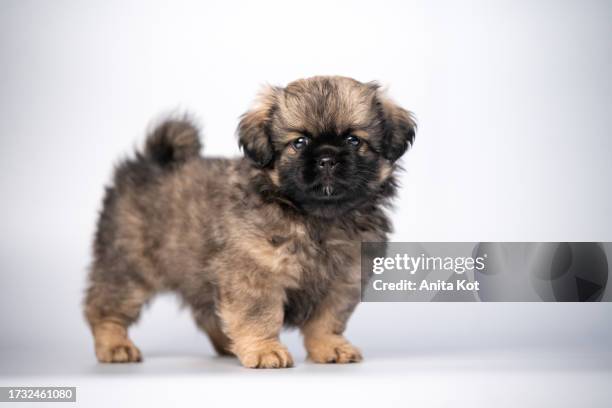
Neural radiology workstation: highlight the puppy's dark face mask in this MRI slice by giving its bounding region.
[238,76,416,218]
[275,129,380,215]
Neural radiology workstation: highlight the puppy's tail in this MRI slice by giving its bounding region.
[144,118,202,167]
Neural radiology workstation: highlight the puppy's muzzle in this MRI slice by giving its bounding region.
[317,155,337,196]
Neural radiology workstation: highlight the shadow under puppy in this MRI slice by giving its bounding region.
[84,76,416,368]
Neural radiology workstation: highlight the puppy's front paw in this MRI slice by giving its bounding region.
[306,336,362,364]
[236,341,294,369]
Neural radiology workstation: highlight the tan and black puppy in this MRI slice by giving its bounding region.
[84,76,416,368]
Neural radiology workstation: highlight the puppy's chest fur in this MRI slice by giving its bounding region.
[238,215,378,326]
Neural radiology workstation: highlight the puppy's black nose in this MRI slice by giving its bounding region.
[318,156,337,170]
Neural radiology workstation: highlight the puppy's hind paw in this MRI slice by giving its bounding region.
[307,336,362,364]
[237,341,294,369]
[96,340,142,363]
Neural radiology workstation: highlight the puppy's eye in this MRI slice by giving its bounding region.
[291,136,310,150]
[345,135,361,147]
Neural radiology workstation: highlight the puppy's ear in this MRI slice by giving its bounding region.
[237,85,282,168]
[375,92,416,162]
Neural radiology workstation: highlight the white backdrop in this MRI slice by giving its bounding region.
[1,0,611,363]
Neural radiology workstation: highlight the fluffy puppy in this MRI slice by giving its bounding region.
[84,76,416,368]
